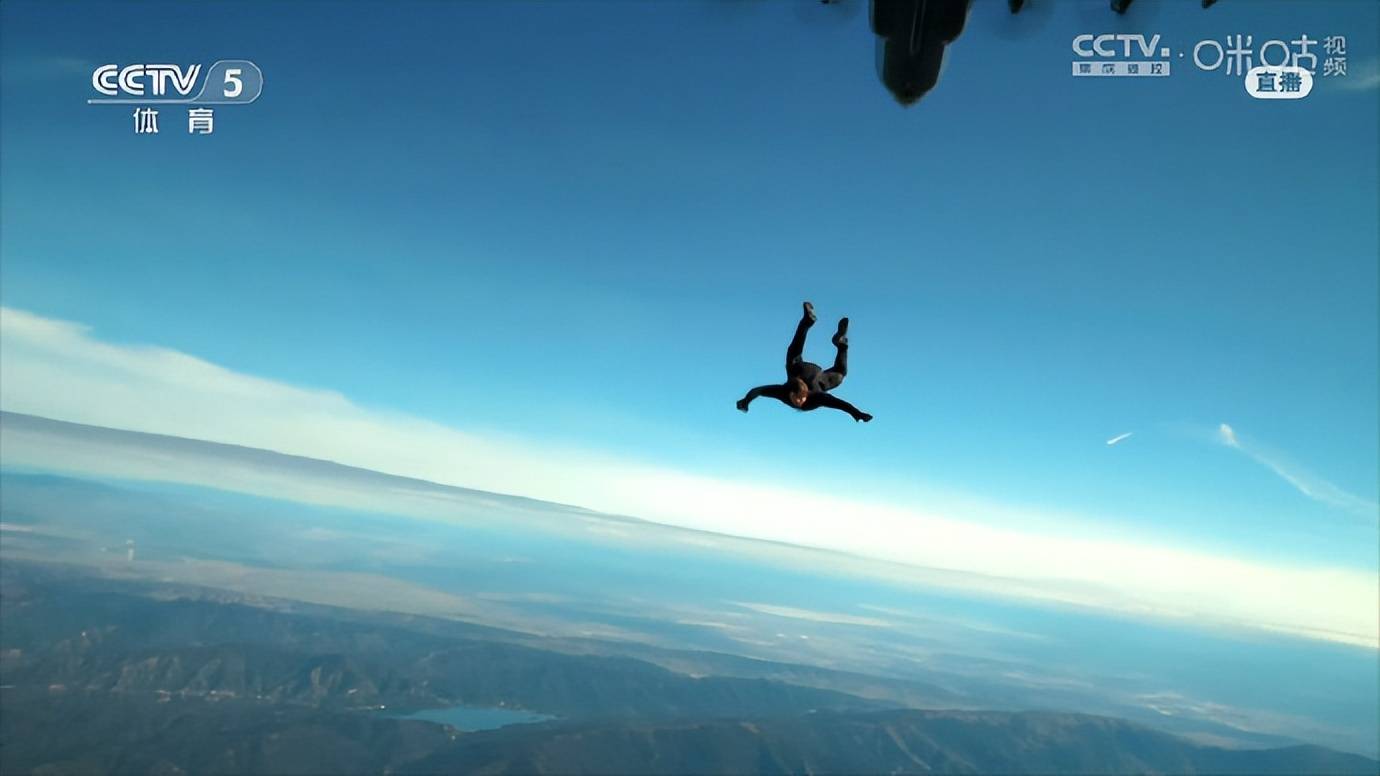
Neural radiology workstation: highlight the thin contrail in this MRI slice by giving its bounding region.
[1218,423,1378,519]
[1106,432,1134,446]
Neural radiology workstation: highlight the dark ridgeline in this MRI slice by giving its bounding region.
[402,711,1379,775]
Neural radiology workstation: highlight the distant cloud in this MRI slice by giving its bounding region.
[1105,432,1134,446]
[1217,423,1239,447]
[1331,57,1380,91]
[1,306,1377,649]
[1217,422,1378,519]
[857,604,1046,642]
[734,602,891,628]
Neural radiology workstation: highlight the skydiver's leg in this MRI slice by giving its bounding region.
[820,317,849,390]
[785,301,816,373]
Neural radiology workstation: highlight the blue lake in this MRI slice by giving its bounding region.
[389,705,554,731]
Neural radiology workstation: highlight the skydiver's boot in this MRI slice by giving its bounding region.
[802,301,817,325]
[832,317,849,348]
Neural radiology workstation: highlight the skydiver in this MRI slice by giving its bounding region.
[736,302,874,423]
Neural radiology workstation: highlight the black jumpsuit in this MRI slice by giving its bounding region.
[737,308,872,422]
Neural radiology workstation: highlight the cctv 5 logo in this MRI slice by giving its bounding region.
[92,64,201,97]
[1072,34,1169,59]
[89,60,262,104]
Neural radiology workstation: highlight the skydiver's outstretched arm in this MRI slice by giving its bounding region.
[810,393,873,423]
[737,384,789,412]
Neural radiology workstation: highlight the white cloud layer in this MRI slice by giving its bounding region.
[1,306,1376,648]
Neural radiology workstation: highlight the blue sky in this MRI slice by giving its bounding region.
[1,1,1377,631]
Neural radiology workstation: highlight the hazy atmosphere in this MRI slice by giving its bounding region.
[2,0,1377,773]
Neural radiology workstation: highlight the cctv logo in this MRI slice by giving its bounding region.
[1071,34,1171,78]
[1072,34,1169,59]
[92,64,202,98]
[88,60,262,104]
